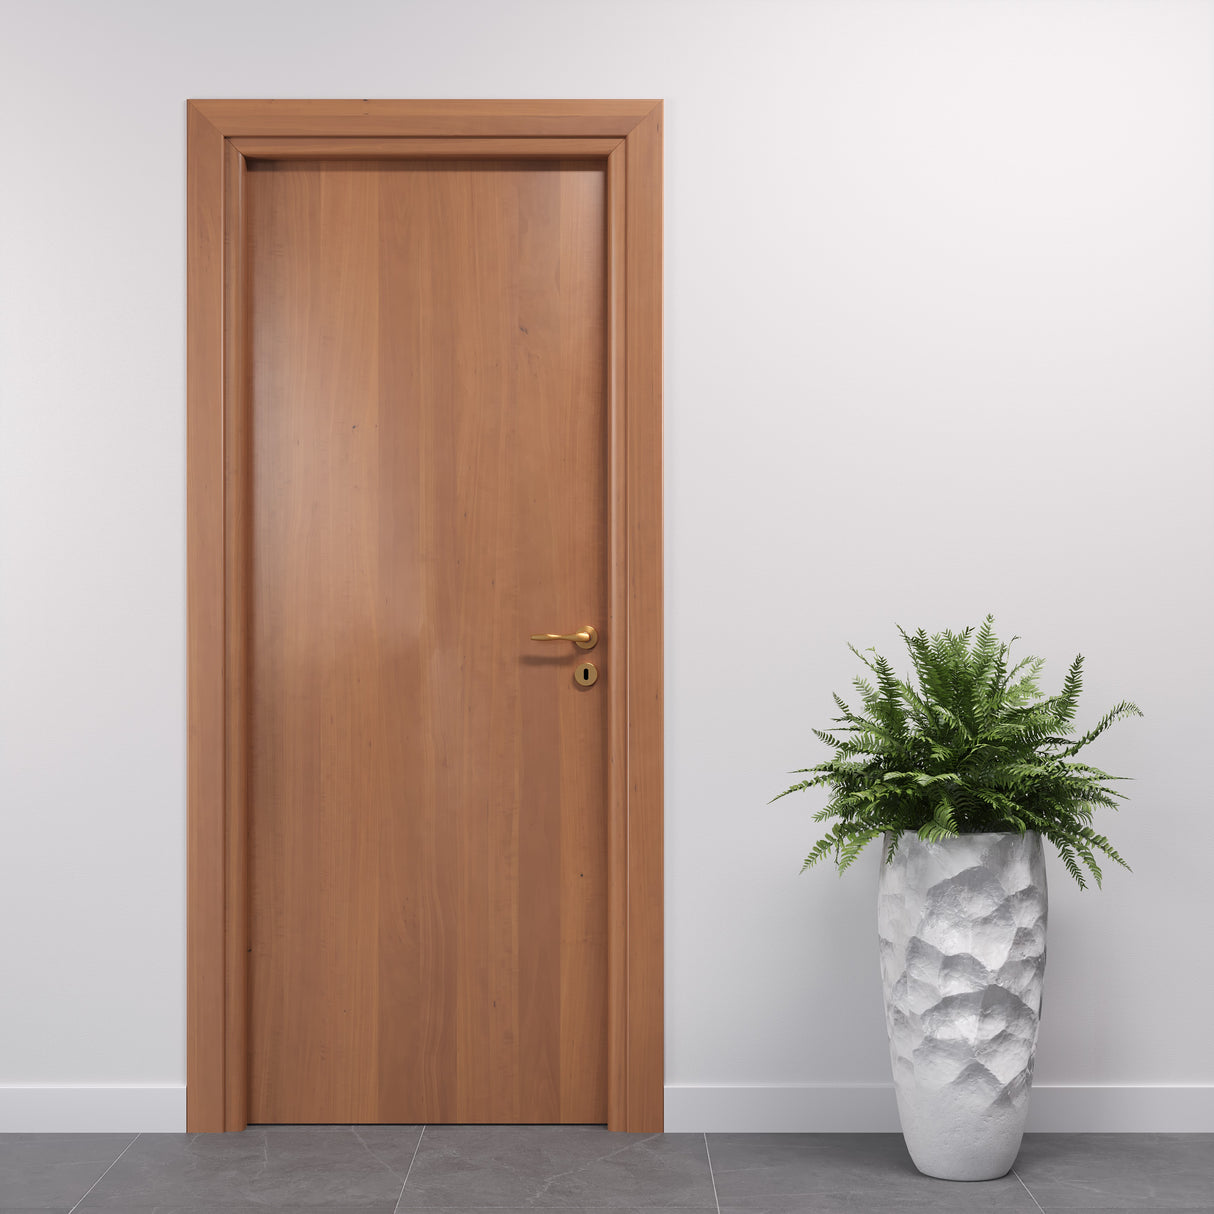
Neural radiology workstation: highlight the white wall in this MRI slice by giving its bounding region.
[1,0,1211,1132]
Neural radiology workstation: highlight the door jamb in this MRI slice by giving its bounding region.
[186,100,663,1133]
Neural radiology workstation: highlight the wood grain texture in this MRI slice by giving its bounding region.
[604,142,629,1134]
[245,159,608,1123]
[187,104,663,1133]
[222,140,250,1131]
[230,136,622,160]
[186,101,227,1134]
[623,101,664,1134]
[191,98,655,137]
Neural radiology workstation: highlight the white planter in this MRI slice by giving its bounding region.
[877,830,1047,1181]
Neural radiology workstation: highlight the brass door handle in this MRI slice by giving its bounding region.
[529,625,598,651]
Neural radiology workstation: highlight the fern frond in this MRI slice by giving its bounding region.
[774,616,1141,889]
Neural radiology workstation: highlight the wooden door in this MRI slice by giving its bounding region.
[244,158,608,1123]
[188,102,663,1135]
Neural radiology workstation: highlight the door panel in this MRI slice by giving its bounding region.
[246,159,608,1123]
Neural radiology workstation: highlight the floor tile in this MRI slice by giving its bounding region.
[65,1209,397,1214]
[707,1133,1039,1209]
[1014,1133,1214,1208]
[77,1126,423,1209]
[69,1208,399,1213]
[0,1133,135,1209]
[399,1126,717,1208]
[716,1200,1038,1214]
[717,1202,1030,1214]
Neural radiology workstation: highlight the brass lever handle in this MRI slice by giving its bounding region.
[529,625,598,651]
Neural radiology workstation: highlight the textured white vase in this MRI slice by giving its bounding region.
[877,830,1047,1181]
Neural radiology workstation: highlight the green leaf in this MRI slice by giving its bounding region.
[773,616,1141,889]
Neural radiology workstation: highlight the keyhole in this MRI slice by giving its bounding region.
[576,662,598,687]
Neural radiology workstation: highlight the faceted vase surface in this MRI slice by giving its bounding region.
[877,831,1047,1181]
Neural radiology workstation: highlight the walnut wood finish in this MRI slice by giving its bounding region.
[186,100,662,1133]
[222,138,251,1129]
[245,159,608,1123]
[192,98,656,137]
[621,101,664,1135]
[230,136,621,160]
[186,101,227,1137]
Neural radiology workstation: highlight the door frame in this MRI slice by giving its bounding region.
[186,100,663,1133]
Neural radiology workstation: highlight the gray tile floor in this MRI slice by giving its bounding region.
[0,1127,1210,1213]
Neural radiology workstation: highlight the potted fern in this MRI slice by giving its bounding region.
[775,616,1141,1181]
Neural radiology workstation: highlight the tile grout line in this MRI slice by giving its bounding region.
[702,1131,722,1214]
[1012,1166,1047,1214]
[392,1123,427,1213]
[67,1131,140,1214]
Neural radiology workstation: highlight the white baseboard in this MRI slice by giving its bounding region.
[664,1083,1214,1133]
[0,1085,186,1133]
[3,1081,1208,1134]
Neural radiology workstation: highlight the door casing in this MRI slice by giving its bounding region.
[186,99,663,1133]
